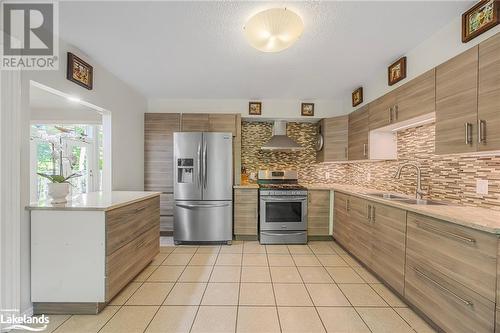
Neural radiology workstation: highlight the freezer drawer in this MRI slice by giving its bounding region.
[174,200,232,243]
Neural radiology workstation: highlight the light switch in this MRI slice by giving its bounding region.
[476,179,489,195]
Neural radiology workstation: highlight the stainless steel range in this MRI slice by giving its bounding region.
[258,170,308,244]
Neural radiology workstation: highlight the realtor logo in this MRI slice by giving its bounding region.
[1,1,59,70]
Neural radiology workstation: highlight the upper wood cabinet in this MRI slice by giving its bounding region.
[478,32,500,152]
[144,113,180,193]
[369,91,396,130]
[181,113,238,136]
[307,190,330,236]
[181,113,209,132]
[348,105,369,160]
[435,46,479,154]
[317,116,348,162]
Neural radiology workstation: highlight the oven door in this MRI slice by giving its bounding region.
[260,196,307,231]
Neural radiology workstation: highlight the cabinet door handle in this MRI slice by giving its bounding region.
[412,267,473,307]
[464,123,472,145]
[389,107,393,123]
[478,119,486,144]
[371,206,376,222]
[415,221,476,245]
[367,204,372,221]
[394,105,399,120]
[363,144,367,157]
[346,199,350,212]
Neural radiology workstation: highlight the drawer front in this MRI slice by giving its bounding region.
[106,196,160,255]
[407,212,497,302]
[106,225,159,302]
[405,258,495,333]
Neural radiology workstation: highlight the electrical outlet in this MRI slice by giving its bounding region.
[476,179,489,195]
[325,172,330,180]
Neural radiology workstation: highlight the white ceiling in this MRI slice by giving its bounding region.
[59,1,472,100]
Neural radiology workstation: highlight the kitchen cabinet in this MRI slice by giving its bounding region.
[181,113,209,132]
[333,192,351,251]
[234,187,258,238]
[346,195,372,266]
[144,113,180,234]
[181,113,238,136]
[317,116,348,162]
[435,46,479,154]
[478,32,500,152]
[348,105,369,160]
[369,91,397,130]
[307,190,330,236]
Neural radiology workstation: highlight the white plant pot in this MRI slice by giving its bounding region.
[47,183,70,204]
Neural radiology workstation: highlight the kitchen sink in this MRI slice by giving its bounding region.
[366,193,410,200]
[366,193,447,205]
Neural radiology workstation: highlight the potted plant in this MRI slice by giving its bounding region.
[37,173,81,204]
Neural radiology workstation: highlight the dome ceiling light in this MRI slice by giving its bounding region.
[244,8,304,53]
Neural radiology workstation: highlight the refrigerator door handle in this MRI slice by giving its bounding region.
[176,203,231,209]
[203,141,208,189]
[197,142,202,188]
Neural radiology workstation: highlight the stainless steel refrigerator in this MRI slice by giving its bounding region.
[173,132,233,244]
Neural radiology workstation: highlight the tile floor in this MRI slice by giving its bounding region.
[24,240,437,333]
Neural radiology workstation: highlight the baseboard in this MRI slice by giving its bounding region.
[160,231,173,237]
[234,235,258,241]
[308,235,334,241]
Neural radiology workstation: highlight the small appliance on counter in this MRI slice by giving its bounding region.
[258,170,308,244]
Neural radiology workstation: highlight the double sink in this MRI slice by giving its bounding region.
[366,193,446,205]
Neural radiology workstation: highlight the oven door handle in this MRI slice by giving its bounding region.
[261,231,306,237]
[261,197,307,202]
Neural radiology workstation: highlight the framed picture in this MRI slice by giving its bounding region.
[301,103,314,116]
[462,0,499,43]
[388,57,407,86]
[67,52,93,90]
[248,101,262,115]
[352,87,363,107]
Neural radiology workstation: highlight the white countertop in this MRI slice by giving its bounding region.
[27,191,161,211]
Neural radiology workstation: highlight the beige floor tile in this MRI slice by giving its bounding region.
[210,265,241,282]
[15,315,70,333]
[145,306,198,333]
[164,282,207,305]
[159,246,176,254]
[242,253,268,266]
[268,254,294,267]
[298,266,334,283]
[191,306,237,333]
[317,307,370,332]
[356,307,413,333]
[270,266,302,283]
[316,254,349,267]
[243,241,267,254]
[338,284,388,307]
[274,284,313,306]
[202,283,239,305]
[239,283,275,306]
[308,242,336,255]
[196,246,220,254]
[266,244,289,254]
[340,254,361,267]
[126,282,174,305]
[147,266,184,282]
[306,284,350,307]
[288,245,313,254]
[53,306,119,333]
[241,266,271,282]
[109,282,142,305]
[220,243,243,254]
[178,266,213,282]
[173,246,198,254]
[292,254,322,266]
[326,267,365,283]
[353,266,380,283]
[151,253,169,265]
[237,307,280,333]
[189,253,218,265]
[134,265,158,282]
[394,308,437,333]
[278,307,326,333]
[370,283,407,307]
[163,253,193,266]
[330,242,347,255]
[216,253,242,265]
[100,306,158,333]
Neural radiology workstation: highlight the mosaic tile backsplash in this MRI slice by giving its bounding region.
[241,121,500,210]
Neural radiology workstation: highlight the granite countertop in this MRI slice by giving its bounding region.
[27,191,161,211]
[233,184,259,189]
[302,183,500,234]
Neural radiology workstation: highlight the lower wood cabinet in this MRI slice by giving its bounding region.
[307,190,330,236]
[346,196,372,267]
[333,192,352,251]
[234,188,258,237]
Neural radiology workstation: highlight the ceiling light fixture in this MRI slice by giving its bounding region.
[244,8,304,53]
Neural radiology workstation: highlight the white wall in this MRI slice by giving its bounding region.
[148,98,346,120]
[343,17,500,112]
[31,107,102,124]
[18,39,147,314]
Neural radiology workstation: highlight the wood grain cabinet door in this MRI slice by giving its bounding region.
[333,192,351,250]
[369,91,396,130]
[307,190,330,236]
[369,202,406,294]
[395,68,436,122]
[478,33,500,152]
[181,113,209,131]
[348,105,369,160]
[435,46,479,154]
[318,116,348,162]
[234,188,258,236]
[347,196,372,267]
[208,114,237,136]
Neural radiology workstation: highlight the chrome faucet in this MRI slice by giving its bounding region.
[394,163,427,199]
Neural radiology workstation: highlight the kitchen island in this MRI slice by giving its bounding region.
[27,191,160,314]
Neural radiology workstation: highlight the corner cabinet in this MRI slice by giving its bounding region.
[348,105,369,160]
[307,190,330,236]
[317,116,348,162]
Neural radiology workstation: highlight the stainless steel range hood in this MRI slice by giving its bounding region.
[261,121,304,152]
